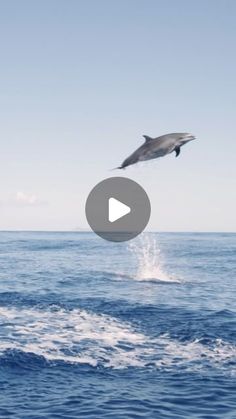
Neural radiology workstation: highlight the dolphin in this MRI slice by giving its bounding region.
[117,132,196,169]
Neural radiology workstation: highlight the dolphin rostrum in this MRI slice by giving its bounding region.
[117,132,196,169]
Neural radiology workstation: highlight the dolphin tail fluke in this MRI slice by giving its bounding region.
[110,166,125,170]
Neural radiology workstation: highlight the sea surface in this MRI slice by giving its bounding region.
[0,231,236,418]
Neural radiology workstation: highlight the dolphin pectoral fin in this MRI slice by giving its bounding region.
[143,135,153,143]
[175,146,181,157]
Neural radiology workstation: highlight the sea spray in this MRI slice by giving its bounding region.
[128,233,176,282]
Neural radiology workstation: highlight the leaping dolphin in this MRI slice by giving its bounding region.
[117,132,196,169]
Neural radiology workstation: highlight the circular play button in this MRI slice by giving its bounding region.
[85,177,151,242]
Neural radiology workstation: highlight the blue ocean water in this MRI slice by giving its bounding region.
[0,231,236,418]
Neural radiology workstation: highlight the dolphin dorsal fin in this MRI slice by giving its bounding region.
[143,135,153,143]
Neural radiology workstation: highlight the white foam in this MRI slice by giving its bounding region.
[0,306,235,371]
[153,334,236,372]
[0,306,147,368]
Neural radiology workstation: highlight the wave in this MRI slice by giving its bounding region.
[88,269,180,284]
[0,306,236,372]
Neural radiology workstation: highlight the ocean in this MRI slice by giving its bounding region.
[0,231,236,418]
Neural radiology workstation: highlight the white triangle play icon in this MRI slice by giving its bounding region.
[108,197,131,223]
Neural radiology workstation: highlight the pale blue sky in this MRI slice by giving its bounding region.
[0,0,235,231]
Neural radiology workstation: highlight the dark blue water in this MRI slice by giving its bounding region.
[0,232,236,418]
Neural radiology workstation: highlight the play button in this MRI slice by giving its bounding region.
[109,198,131,222]
[85,177,151,242]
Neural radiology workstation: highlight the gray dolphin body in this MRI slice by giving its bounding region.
[118,132,196,169]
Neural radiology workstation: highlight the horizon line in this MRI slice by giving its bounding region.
[0,229,235,234]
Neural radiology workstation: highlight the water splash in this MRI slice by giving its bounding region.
[129,233,178,282]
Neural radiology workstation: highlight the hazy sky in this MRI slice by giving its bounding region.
[0,0,236,232]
